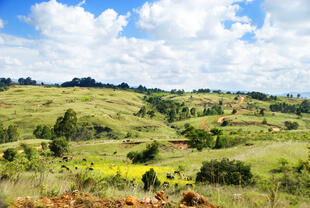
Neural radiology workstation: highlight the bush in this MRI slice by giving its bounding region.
[3,148,17,162]
[21,143,38,161]
[185,127,213,150]
[49,137,69,157]
[7,125,19,142]
[284,121,299,130]
[33,125,54,139]
[41,142,48,150]
[214,135,246,149]
[142,168,161,191]
[196,158,253,186]
[127,141,159,163]
[232,109,237,114]
[262,118,268,124]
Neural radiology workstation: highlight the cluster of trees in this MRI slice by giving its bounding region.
[270,100,310,115]
[32,109,115,142]
[247,91,277,101]
[127,141,159,163]
[0,78,12,91]
[142,96,194,122]
[33,125,55,140]
[61,77,166,94]
[134,85,165,94]
[170,89,185,95]
[202,105,224,116]
[0,78,12,86]
[184,126,246,150]
[0,124,19,144]
[284,121,299,130]
[61,77,130,89]
[137,95,224,122]
[184,126,214,151]
[192,88,211,93]
[196,158,253,185]
[18,77,37,85]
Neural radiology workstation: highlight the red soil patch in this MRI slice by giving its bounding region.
[170,141,188,150]
[14,190,220,208]
[0,103,15,107]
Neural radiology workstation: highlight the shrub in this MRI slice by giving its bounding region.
[49,137,69,157]
[196,158,253,186]
[3,148,17,162]
[284,121,299,130]
[41,142,48,150]
[21,143,38,161]
[7,125,19,142]
[232,109,237,114]
[214,135,246,149]
[185,127,213,150]
[221,120,229,127]
[34,125,54,139]
[142,168,161,191]
[127,141,159,163]
[262,118,268,124]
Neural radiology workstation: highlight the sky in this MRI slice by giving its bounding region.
[0,0,309,93]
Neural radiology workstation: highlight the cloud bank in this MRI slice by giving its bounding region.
[0,0,309,93]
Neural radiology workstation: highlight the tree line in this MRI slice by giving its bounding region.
[270,100,310,115]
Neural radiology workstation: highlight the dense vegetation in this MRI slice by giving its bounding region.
[196,158,253,186]
[127,141,159,163]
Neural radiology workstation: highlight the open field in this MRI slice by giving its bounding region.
[0,86,310,207]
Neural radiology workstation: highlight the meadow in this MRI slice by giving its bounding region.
[0,85,309,207]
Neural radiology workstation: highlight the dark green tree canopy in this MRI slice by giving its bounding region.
[49,137,69,157]
[54,109,77,140]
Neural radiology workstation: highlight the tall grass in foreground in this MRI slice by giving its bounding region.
[0,170,309,208]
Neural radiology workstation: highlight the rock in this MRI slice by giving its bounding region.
[181,191,220,208]
[155,191,168,202]
[142,197,151,204]
[125,196,139,206]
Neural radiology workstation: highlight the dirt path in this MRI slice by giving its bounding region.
[217,114,235,123]
[200,119,210,130]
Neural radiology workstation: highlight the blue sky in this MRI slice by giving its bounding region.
[0,0,309,93]
[0,0,155,38]
[0,0,264,40]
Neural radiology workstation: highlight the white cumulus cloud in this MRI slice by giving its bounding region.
[0,0,309,93]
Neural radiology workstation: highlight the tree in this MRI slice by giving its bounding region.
[185,127,213,151]
[232,109,237,114]
[49,137,69,157]
[142,168,161,191]
[7,125,19,142]
[210,128,223,136]
[0,124,8,144]
[33,125,43,138]
[21,143,38,161]
[196,158,253,186]
[135,106,146,118]
[262,118,268,124]
[3,148,17,162]
[54,109,77,140]
[127,141,159,163]
[297,94,301,99]
[259,108,265,116]
[190,107,196,116]
[284,121,299,130]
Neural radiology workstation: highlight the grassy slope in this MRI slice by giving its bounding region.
[0,86,310,207]
[0,86,177,140]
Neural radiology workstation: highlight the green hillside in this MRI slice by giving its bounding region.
[0,86,309,207]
